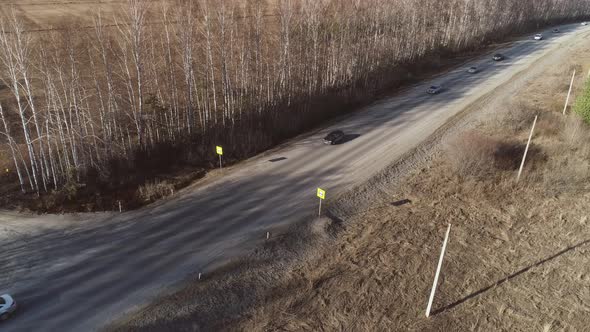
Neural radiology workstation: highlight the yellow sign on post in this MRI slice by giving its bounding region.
[216,146,223,170]
[317,188,326,199]
[317,188,326,216]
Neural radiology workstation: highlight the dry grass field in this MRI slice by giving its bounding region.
[0,0,127,28]
[0,0,273,30]
[108,31,590,332]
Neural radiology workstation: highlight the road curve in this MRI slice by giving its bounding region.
[1,23,588,332]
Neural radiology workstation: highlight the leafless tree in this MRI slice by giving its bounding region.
[2,0,590,200]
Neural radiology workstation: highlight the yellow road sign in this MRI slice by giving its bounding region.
[216,146,223,155]
[317,188,326,200]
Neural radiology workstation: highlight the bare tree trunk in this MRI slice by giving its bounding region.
[0,12,40,193]
[178,0,196,134]
[0,103,26,192]
[116,0,149,147]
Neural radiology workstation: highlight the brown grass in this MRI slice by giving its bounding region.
[536,113,561,137]
[562,113,587,147]
[227,165,590,332]
[0,0,151,30]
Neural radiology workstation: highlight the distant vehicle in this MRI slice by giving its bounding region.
[323,130,345,145]
[427,85,442,94]
[552,28,560,33]
[582,22,588,26]
[0,294,17,321]
[467,66,478,74]
[534,34,543,40]
[492,53,505,61]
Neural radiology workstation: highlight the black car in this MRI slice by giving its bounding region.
[324,130,345,145]
[492,53,504,61]
[552,28,560,33]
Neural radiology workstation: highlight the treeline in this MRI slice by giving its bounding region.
[1,0,589,196]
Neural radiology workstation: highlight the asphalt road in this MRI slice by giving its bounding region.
[1,23,588,331]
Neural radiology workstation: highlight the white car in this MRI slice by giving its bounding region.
[0,294,17,321]
[467,66,478,74]
[427,85,442,94]
[492,53,505,61]
[534,34,543,40]
[582,22,588,26]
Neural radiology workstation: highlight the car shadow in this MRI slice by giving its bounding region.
[391,199,412,207]
[334,134,361,145]
[469,67,484,74]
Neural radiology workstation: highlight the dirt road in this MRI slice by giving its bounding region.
[1,24,589,331]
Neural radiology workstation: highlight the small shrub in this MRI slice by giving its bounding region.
[503,100,536,133]
[62,181,80,201]
[493,141,526,171]
[568,64,584,77]
[137,180,174,202]
[446,132,499,178]
[549,97,565,113]
[542,154,590,195]
[562,113,586,148]
[573,80,590,124]
[536,114,560,137]
[446,132,529,179]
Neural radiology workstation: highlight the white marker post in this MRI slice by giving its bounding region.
[563,70,576,115]
[516,115,538,182]
[216,146,223,170]
[426,224,451,318]
[317,188,326,216]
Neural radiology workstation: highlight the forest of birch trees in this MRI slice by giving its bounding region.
[1,0,589,197]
